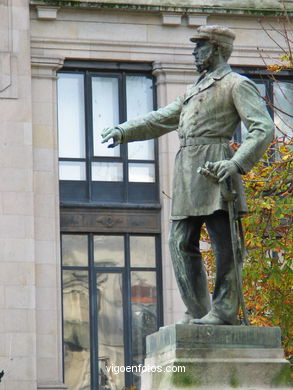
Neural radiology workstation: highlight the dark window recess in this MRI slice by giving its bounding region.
[233,67,293,143]
[57,62,159,205]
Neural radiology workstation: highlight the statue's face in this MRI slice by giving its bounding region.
[192,40,215,73]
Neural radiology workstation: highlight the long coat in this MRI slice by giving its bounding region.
[118,64,274,219]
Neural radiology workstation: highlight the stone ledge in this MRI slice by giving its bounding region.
[146,324,282,356]
[142,324,292,389]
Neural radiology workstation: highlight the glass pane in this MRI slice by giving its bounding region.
[131,271,157,389]
[92,162,123,182]
[92,77,120,157]
[62,235,88,267]
[128,140,155,161]
[129,163,155,182]
[97,273,124,390]
[126,75,153,119]
[126,76,154,161]
[63,270,90,390]
[59,161,86,181]
[255,81,266,97]
[94,235,124,267]
[273,82,293,139]
[57,73,86,158]
[130,236,156,268]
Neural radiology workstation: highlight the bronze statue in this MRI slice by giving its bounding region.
[101,25,274,325]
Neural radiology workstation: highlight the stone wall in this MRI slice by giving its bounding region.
[0,1,36,390]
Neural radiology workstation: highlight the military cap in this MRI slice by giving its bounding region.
[190,25,235,46]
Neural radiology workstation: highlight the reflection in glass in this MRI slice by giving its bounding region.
[273,82,293,138]
[62,235,88,267]
[97,273,125,390]
[63,270,90,390]
[59,161,86,181]
[92,162,123,182]
[92,77,120,158]
[94,235,124,267]
[126,76,154,161]
[130,236,156,268]
[128,163,155,183]
[128,140,154,161]
[131,271,157,389]
[57,73,86,158]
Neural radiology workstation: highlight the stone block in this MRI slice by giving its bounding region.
[36,6,59,20]
[36,264,57,288]
[35,240,57,264]
[2,192,33,215]
[0,168,32,192]
[142,324,292,389]
[0,262,35,286]
[36,287,57,310]
[4,309,35,333]
[5,285,35,309]
[161,13,182,26]
[35,216,56,241]
[37,357,58,382]
[0,238,34,262]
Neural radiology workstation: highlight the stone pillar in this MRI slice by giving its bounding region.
[0,1,36,390]
[152,63,198,325]
[31,55,66,390]
[141,324,292,389]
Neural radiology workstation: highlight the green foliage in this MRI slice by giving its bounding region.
[242,139,292,359]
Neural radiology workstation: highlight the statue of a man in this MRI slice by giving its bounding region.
[101,25,274,325]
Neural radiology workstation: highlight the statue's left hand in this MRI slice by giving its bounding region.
[205,160,238,183]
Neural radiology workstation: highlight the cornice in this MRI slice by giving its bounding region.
[31,55,65,78]
[29,0,293,17]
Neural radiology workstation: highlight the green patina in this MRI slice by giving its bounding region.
[29,0,293,16]
[171,370,202,388]
[230,375,240,388]
[271,365,293,388]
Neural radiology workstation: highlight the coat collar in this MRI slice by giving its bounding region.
[184,64,232,103]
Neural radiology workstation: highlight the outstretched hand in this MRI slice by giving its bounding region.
[205,160,238,183]
[101,127,122,148]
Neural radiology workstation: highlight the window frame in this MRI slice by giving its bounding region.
[58,61,160,206]
[61,231,163,390]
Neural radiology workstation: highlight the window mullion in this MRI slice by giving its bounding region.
[123,234,133,387]
[88,233,98,389]
[121,72,129,202]
[85,71,93,202]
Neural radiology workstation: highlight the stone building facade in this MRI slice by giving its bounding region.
[0,1,292,390]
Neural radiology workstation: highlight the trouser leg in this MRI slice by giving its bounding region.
[205,210,240,324]
[168,217,211,319]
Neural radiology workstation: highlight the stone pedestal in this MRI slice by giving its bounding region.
[141,325,292,390]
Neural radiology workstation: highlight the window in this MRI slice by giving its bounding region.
[233,67,293,143]
[58,62,163,390]
[61,232,163,390]
[57,62,159,205]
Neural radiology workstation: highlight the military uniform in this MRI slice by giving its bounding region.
[110,26,274,324]
[118,64,274,219]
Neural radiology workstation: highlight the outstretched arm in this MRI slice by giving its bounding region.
[101,96,183,147]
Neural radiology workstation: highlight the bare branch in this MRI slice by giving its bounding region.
[259,20,289,55]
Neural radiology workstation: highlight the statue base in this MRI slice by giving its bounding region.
[141,324,292,390]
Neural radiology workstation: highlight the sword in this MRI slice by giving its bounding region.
[197,164,250,326]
